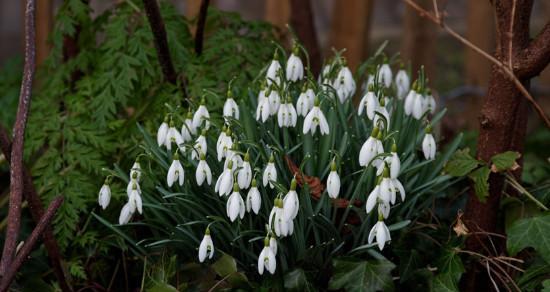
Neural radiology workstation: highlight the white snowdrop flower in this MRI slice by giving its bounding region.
[368,220,391,250]
[392,177,406,202]
[246,179,261,214]
[215,160,234,196]
[156,117,169,146]
[118,202,134,225]
[128,182,143,214]
[366,184,381,214]
[296,87,315,117]
[181,112,196,142]
[303,99,329,135]
[378,145,401,179]
[395,68,410,99]
[192,102,210,130]
[263,155,277,188]
[191,130,207,161]
[380,176,397,205]
[424,89,436,114]
[404,86,417,116]
[167,154,184,187]
[195,153,212,186]
[333,65,356,103]
[267,89,281,115]
[198,228,214,262]
[256,89,271,123]
[216,128,233,162]
[223,92,240,120]
[359,127,384,167]
[412,92,425,120]
[422,125,436,160]
[277,103,288,128]
[286,50,304,82]
[326,160,341,199]
[165,122,184,151]
[373,98,391,130]
[126,171,140,197]
[358,90,379,120]
[269,198,290,237]
[277,102,297,128]
[377,63,393,88]
[258,237,277,275]
[378,201,391,219]
[226,183,245,222]
[98,182,111,210]
[266,58,282,86]
[238,152,252,189]
[283,179,299,221]
[224,146,243,170]
[269,236,278,255]
[130,161,142,182]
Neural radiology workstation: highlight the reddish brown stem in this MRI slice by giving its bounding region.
[515,22,550,78]
[0,196,64,291]
[289,0,321,76]
[194,0,210,56]
[0,0,36,276]
[0,125,72,291]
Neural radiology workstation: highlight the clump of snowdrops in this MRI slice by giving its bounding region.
[97,41,459,277]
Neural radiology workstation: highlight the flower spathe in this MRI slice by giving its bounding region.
[226,183,245,222]
[198,229,214,262]
[167,154,185,187]
[326,160,341,199]
[368,220,391,250]
[196,153,212,186]
[258,238,276,275]
[303,99,329,135]
[98,183,111,210]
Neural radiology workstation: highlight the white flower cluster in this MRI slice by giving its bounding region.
[98,43,441,275]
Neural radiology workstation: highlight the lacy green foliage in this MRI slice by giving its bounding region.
[0,57,22,129]
[21,0,274,284]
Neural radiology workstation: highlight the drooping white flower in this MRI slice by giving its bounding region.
[246,179,261,214]
[424,89,436,114]
[380,176,397,204]
[196,152,212,186]
[215,160,234,196]
[224,147,243,170]
[326,160,341,199]
[223,93,240,120]
[267,89,281,115]
[256,89,271,123]
[181,112,196,142]
[366,184,381,214]
[118,202,134,225]
[296,87,315,117]
[263,155,277,188]
[422,126,436,160]
[373,98,391,130]
[377,63,393,88]
[238,152,252,189]
[129,161,142,182]
[333,66,356,103]
[392,177,406,202]
[389,149,401,179]
[192,103,210,130]
[303,99,329,135]
[98,183,111,210]
[368,220,391,250]
[157,117,169,146]
[286,52,304,81]
[191,130,207,161]
[358,90,379,120]
[216,128,233,162]
[165,123,184,151]
[268,198,291,237]
[198,229,214,262]
[128,182,143,214]
[283,179,299,221]
[258,238,277,275]
[404,87,417,116]
[359,127,384,167]
[167,155,185,187]
[395,68,410,99]
[126,172,140,197]
[266,58,282,86]
[378,201,391,219]
[412,92,425,120]
[269,236,278,255]
[226,183,245,222]
[277,102,297,128]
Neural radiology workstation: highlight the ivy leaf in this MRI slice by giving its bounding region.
[211,253,249,287]
[491,151,520,172]
[507,214,550,263]
[435,248,465,282]
[468,166,490,202]
[328,258,395,292]
[284,269,311,291]
[444,148,480,177]
[432,273,459,292]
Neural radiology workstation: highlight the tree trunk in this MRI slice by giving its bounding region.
[463,0,538,290]
[401,0,436,79]
[290,0,321,75]
[36,0,52,66]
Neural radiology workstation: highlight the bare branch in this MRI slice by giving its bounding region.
[515,22,550,78]
[402,0,550,128]
[0,196,64,291]
[194,0,210,56]
[0,0,36,276]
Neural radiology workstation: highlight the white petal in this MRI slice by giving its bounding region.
[390,153,400,179]
[366,185,379,213]
[376,222,387,250]
[118,203,133,225]
[157,122,168,146]
[327,171,340,198]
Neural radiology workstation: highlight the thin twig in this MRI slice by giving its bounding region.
[508,0,516,71]
[0,196,64,291]
[0,0,36,276]
[194,0,210,56]
[403,0,550,128]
